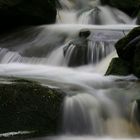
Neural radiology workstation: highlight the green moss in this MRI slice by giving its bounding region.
[0,79,65,136]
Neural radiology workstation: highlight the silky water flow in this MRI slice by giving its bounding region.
[0,0,139,139]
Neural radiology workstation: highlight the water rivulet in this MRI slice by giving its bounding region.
[0,0,139,139]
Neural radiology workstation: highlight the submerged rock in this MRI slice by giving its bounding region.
[63,29,90,67]
[105,58,131,76]
[64,42,88,67]
[0,79,64,136]
[0,0,58,33]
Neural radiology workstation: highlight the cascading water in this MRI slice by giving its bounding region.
[0,0,139,139]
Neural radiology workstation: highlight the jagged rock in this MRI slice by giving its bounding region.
[100,0,140,17]
[0,0,58,33]
[115,27,140,61]
[0,79,64,136]
[105,58,131,76]
[106,27,140,78]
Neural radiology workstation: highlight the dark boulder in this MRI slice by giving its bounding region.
[64,42,88,67]
[0,0,58,33]
[63,29,90,67]
[100,0,140,17]
[105,58,131,76]
[115,27,140,61]
[106,27,140,78]
[0,79,64,136]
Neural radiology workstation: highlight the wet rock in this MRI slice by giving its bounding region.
[64,43,88,67]
[63,29,90,67]
[105,58,131,76]
[0,79,64,136]
[100,0,140,17]
[106,27,140,78]
[115,27,140,61]
[0,0,58,33]
[115,27,140,78]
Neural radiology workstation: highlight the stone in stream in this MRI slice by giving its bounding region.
[0,78,65,137]
[63,29,91,67]
[115,27,140,61]
[105,58,132,76]
[106,27,140,78]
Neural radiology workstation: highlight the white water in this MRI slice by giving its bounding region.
[0,0,139,139]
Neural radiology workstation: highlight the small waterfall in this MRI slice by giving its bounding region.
[78,6,135,25]
[87,40,115,63]
[62,93,104,135]
[57,0,135,25]
[64,40,115,66]
[0,25,128,67]
[63,29,124,66]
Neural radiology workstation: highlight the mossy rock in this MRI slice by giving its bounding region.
[115,27,140,61]
[105,58,132,76]
[100,0,140,17]
[0,0,58,33]
[0,79,65,136]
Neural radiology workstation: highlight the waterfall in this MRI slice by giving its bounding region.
[63,40,115,66]
[62,94,104,135]
[78,5,134,25]
[58,1,135,25]
[0,25,129,66]
[0,0,139,139]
